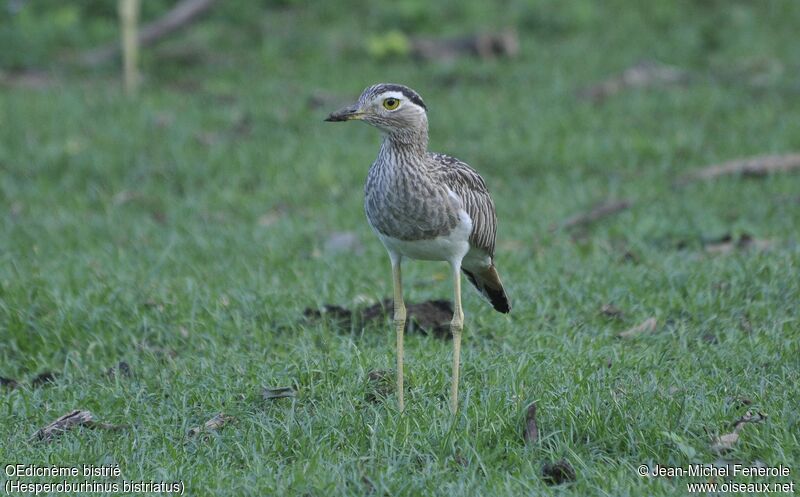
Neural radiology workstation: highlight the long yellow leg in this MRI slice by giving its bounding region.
[449,262,464,413]
[391,257,406,411]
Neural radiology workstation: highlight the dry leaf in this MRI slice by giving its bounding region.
[33,410,123,442]
[704,233,773,255]
[188,413,234,437]
[731,411,767,427]
[600,304,624,319]
[34,410,94,441]
[710,411,766,454]
[153,112,175,128]
[303,304,353,328]
[542,459,576,485]
[400,300,453,338]
[711,431,740,453]
[676,153,800,185]
[323,231,364,255]
[262,386,296,400]
[105,361,132,379]
[617,317,658,338]
[9,202,24,218]
[523,402,539,444]
[257,211,281,227]
[112,190,141,206]
[142,299,166,312]
[359,299,454,338]
[305,299,454,338]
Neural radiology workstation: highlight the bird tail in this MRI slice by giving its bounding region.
[462,264,511,313]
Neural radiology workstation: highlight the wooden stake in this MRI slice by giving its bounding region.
[119,0,141,94]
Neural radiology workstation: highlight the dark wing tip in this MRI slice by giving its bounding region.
[488,288,511,313]
[462,267,511,314]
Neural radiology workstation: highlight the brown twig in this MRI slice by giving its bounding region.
[411,30,519,61]
[0,70,53,89]
[81,0,217,66]
[578,60,690,103]
[551,199,632,232]
[675,153,800,186]
[523,402,539,444]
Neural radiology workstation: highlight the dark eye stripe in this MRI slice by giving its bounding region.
[378,84,427,110]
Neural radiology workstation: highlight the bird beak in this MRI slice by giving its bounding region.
[325,104,363,122]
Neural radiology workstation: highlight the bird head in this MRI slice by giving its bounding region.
[325,83,428,136]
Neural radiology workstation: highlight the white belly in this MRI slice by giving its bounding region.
[375,210,472,263]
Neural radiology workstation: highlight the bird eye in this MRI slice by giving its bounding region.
[382,98,400,110]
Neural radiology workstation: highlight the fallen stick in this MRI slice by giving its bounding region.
[0,70,53,89]
[81,0,217,66]
[410,30,519,61]
[119,0,141,94]
[523,402,539,445]
[551,199,632,231]
[675,153,800,186]
[577,60,690,103]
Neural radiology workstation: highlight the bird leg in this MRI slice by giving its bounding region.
[449,262,464,413]
[391,257,406,411]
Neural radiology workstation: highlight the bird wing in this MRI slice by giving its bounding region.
[430,153,497,257]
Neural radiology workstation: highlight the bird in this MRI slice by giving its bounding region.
[325,83,510,413]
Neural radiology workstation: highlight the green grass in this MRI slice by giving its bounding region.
[2,1,800,495]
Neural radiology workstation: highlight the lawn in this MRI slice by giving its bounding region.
[1,1,799,495]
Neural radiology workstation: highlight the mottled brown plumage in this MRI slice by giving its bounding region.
[429,152,497,258]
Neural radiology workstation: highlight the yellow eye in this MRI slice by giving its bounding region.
[382,98,400,110]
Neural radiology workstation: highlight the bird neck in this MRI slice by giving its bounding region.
[382,123,429,158]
